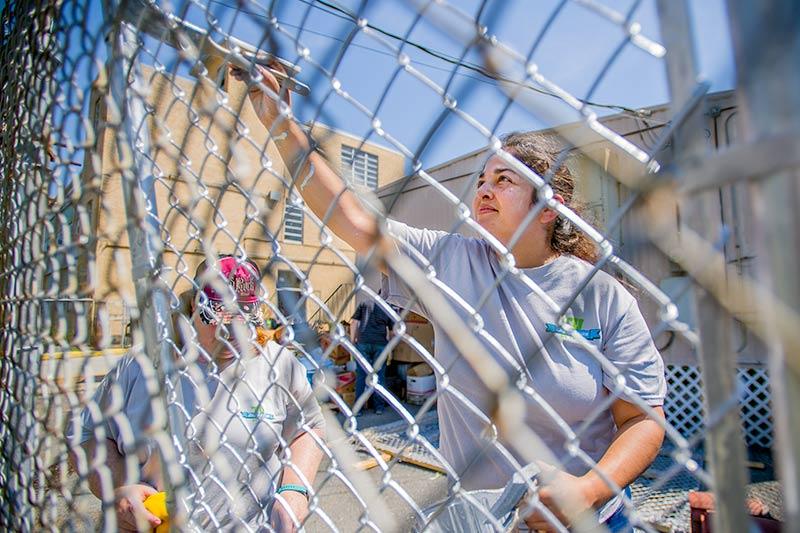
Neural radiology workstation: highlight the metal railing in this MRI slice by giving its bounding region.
[309,283,355,328]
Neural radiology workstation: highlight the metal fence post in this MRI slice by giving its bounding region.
[725,1,800,528]
[0,4,58,529]
[102,4,188,525]
[656,1,750,531]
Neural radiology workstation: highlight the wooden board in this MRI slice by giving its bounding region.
[356,411,444,474]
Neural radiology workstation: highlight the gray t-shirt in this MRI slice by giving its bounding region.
[384,220,666,518]
[70,341,324,531]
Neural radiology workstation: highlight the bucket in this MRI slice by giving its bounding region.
[407,374,435,395]
[406,373,435,405]
[406,390,435,405]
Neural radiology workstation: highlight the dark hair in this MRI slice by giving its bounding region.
[500,131,598,264]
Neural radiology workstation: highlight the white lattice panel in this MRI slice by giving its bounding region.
[665,365,773,448]
[738,368,774,448]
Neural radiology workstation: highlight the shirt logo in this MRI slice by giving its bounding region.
[545,317,601,341]
[241,404,275,420]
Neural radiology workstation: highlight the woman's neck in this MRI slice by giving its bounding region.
[510,241,559,269]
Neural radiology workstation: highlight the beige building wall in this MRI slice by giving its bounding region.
[376,91,766,366]
[81,66,405,345]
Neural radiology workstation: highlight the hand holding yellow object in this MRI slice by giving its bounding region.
[143,492,169,533]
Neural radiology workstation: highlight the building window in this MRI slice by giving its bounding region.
[341,145,379,189]
[284,195,304,242]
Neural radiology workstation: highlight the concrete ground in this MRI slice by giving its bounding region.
[307,455,448,532]
[306,404,449,531]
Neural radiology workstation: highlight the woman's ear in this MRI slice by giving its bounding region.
[539,193,565,224]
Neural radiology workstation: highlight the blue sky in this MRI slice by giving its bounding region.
[57,0,735,179]
[212,0,735,168]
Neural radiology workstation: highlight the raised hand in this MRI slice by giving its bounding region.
[231,62,293,130]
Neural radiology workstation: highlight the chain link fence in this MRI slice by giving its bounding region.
[1,0,798,531]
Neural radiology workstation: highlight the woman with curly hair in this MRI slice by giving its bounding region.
[236,63,665,532]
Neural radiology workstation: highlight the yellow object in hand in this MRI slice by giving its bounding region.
[143,491,169,533]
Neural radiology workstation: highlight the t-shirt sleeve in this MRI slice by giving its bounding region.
[281,351,325,443]
[67,355,154,458]
[601,299,667,406]
[351,303,364,322]
[382,219,455,316]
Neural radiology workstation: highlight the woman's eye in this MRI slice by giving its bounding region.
[476,180,484,189]
[498,175,511,183]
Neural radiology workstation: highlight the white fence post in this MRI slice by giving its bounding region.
[725,0,800,527]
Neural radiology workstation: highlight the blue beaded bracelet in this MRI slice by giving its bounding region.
[276,484,309,500]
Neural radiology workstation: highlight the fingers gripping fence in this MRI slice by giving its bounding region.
[1,0,798,532]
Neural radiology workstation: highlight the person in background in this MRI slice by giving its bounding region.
[68,255,325,532]
[350,291,395,415]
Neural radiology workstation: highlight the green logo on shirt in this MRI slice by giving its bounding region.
[241,404,275,421]
[545,317,601,341]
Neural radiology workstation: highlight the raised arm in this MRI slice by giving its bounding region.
[231,64,379,255]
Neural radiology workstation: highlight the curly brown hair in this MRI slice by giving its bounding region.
[500,131,598,264]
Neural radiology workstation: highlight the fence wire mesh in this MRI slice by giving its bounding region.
[0,0,796,532]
